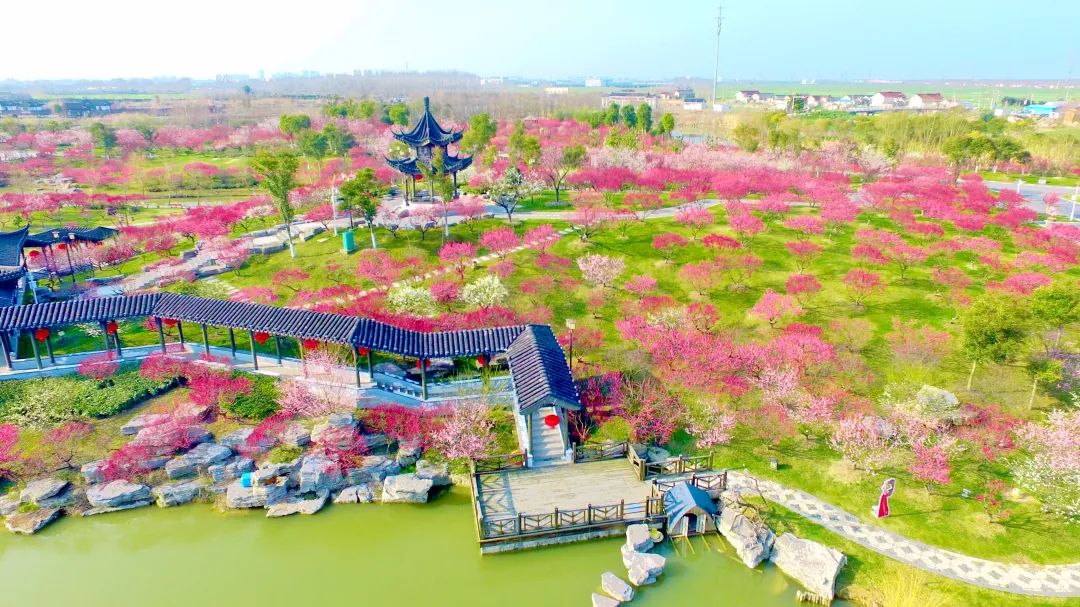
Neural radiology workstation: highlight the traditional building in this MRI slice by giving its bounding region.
[386,97,473,202]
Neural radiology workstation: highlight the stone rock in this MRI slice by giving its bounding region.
[183,442,233,466]
[625,523,653,552]
[717,508,775,569]
[82,501,152,516]
[769,533,846,600]
[81,460,106,484]
[5,508,61,534]
[266,490,329,518]
[131,424,211,455]
[282,423,310,448]
[225,480,287,509]
[121,413,170,436]
[165,458,197,480]
[591,593,621,607]
[153,480,205,507]
[311,413,357,446]
[86,480,152,508]
[360,433,394,452]
[219,428,255,450]
[209,456,255,483]
[0,493,22,516]
[619,543,639,569]
[347,455,401,484]
[601,572,634,602]
[645,445,671,463]
[414,460,451,487]
[299,454,344,494]
[20,478,69,505]
[381,474,433,503]
[395,441,423,467]
[334,484,377,504]
[626,552,666,586]
[36,488,76,509]
[173,402,213,424]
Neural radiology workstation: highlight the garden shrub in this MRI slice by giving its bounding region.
[267,445,303,464]
[223,375,279,420]
[0,364,175,428]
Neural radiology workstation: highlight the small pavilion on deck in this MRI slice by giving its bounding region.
[386,97,473,202]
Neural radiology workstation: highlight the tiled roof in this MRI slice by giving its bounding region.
[26,226,118,247]
[392,97,463,148]
[153,294,361,344]
[0,292,161,329]
[0,268,24,308]
[506,325,580,414]
[0,226,28,267]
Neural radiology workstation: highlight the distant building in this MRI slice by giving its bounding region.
[735,90,761,103]
[584,77,605,88]
[601,92,659,111]
[870,91,907,107]
[0,97,49,117]
[909,93,945,109]
[59,99,113,118]
[675,88,696,100]
[805,95,833,109]
[1022,102,1063,119]
[480,77,504,86]
[682,98,706,111]
[544,86,569,96]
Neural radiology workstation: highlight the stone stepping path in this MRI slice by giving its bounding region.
[201,276,238,296]
[726,472,1080,597]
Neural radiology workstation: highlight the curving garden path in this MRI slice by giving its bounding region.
[726,472,1080,598]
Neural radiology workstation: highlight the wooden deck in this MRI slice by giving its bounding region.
[476,459,652,520]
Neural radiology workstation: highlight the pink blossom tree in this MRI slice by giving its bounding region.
[785,273,822,305]
[651,232,688,263]
[674,207,713,240]
[830,416,895,471]
[843,268,885,308]
[577,254,625,288]
[909,444,952,491]
[479,226,521,258]
[750,290,803,329]
[438,241,478,280]
[78,352,119,381]
[431,401,495,461]
[785,240,823,270]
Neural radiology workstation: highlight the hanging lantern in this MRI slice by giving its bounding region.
[161,318,178,327]
[34,328,49,342]
[253,332,270,345]
[476,354,488,367]
[356,346,370,356]
[544,414,560,429]
[105,321,118,335]
[302,338,319,350]
[95,241,104,247]
[28,250,41,259]
[415,359,430,369]
[57,243,67,251]
[415,174,423,181]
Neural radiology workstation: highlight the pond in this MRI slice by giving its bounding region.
[0,487,849,606]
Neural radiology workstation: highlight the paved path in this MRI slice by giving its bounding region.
[726,472,1080,597]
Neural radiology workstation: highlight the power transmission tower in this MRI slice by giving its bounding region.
[712,6,723,111]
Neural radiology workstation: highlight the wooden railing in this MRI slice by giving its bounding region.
[478,496,665,541]
[651,470,728,497]
[471,451,527,475]
[643,452,715,479]
[572,440,629,463]
[628,444,648,480]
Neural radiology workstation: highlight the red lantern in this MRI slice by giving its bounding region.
[95,241,104,247]
[162,318,178,327]
[476,354,488,367]
[28,250,41,259]
[57,243,67,251]
[415,359,430,369]
[105,321,118,335]
[302,338,319,350]
[34,328,49,342]
[356,346,370,356]
[543,414,560,429]
[253,332,270,345]
[415,174,423,181]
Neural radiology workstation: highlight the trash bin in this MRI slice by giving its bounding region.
[342,231,356,253]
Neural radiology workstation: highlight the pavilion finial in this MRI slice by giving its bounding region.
[423,96,430,111]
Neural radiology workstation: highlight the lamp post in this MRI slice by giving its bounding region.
[565,318,576,372]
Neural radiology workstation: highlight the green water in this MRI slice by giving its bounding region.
[0,488,834,606]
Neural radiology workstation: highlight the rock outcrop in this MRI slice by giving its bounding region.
[334,484,377,504]
[381,474,433,503]
[769,533,846,600]
[717,507,775,568]
[153,480,205,507]
[81,460,106,484]
[347,455,400,484]
[625,523,654,552]
[20,478,69,505]
[298,454,344,494]
[5,508,61,534]
[266,490,329,517]
[86,480,152,509]
[626,552,666,586]
[225,480,287,509]
[601,572,634,602]
[414,460,451,487]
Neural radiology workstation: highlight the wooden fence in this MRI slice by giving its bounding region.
[632,452,716,481]
[651,471,728,497]
[478,496,665,541]
[471,451,527,475]
[572,440,629,463]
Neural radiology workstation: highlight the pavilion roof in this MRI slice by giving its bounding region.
[0,268,24,308]
[662,481,718,529]
[26,226,118,247]
[392,97,463,148]
[387,154,473,177]
[505,325,580,414]
[0,226,29,267]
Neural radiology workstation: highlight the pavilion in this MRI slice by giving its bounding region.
[0,292,580,466]
[386,97,473,202]
[0,225,119,290]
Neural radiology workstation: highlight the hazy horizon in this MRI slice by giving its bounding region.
[3,0,1078,82]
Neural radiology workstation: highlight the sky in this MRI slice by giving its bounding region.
[2,0,1078,82]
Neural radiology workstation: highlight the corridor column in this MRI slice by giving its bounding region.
[248,331,259,370]
[155,318,166,353]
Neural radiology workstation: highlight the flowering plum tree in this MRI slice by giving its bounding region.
[479,226,520,258]
[438,241,478,280]
[431,401,495,461]
[577,254,624,288]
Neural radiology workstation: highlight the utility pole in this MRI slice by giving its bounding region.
[712,6,723,111]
